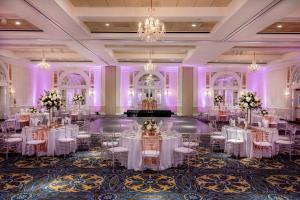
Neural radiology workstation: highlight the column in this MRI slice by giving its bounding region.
[104,66,120,115]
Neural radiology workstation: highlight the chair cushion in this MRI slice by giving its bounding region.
[108,146,128,153]
[78,131,88,135]
[58,138,75,143]
[211,135,226,140]
[227,139,244,144]
[27,140,46,145]
[77,134,91,139]
[183,142,199,147]
[212,131,222,135]
[4,138,22,143]
[142,150,160,157]
[278,136,289,141]
[275,140,294,145]
[174,147,195,154]
[102,141,119,147]
[10,133,22,138]
[253,141,272,147]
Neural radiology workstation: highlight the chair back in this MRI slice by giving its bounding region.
[4,119,17,133]
[142,135,161,153]
[254,130,271,143]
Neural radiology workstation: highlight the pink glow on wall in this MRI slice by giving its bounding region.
[163,68,178,112]
[31,66,52,106]
[198,69,207,111]
[120,67,132,111]
[93,68,102,108]
[247,68,267,107]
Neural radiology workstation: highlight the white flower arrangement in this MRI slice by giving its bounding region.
[260,109,268,116]
[73,94,85,104]
[142,119,158,132]
[239,92,262,110]
[214,95,224,104]
[28,107,37,114]
[39,90,63,110]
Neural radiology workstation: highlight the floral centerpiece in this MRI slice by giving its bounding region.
[28,107,37,114]
[214,95,224,110]
[239,92,262,124]
[39,90,63,124]
[73,94,85,105]
[142,119,158,135]
[260,109,268,116]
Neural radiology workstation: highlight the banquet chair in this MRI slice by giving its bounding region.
[104,132,128,172]
[3,119,21,138]
[226,128,244,158]
[1,123,22,159]
[76,120,91,150]
[173,134,197,171]
[182,133,200,148]
[141,135,161,172]
[101,129,119,148]
[275,127,296,160]
[57,126,76,158]
[210,128,226,152]
[24,126,46,159]
[253,129,273,160]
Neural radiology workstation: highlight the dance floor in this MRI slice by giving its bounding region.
[0,117,299,200]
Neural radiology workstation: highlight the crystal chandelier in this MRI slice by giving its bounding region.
[37,49,51,69]
[248,52,260,72]
[138,0,165,42]
[144,51,156,73]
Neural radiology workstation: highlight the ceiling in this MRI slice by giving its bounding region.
[0,0,300,69]
[69,0,233,7]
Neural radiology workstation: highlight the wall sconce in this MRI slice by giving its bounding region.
[128,88,134,96]
[89,89,95,96]
[204,88,212,96]
[165,88,171,96]
[284,88,290,96]
[9,87,15,94]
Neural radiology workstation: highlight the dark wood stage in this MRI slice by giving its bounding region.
[124,110,174,117]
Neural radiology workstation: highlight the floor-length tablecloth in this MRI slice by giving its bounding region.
[119,134,182,171]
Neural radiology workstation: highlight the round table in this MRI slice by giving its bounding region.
[119,134,182,171]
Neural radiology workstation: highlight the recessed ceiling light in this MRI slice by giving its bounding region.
[15,21,21,25]
[192,24,197,27]
[105,23,110,27]
[276,24,283,28]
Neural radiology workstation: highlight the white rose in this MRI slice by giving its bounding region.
[146,124,152,130]
[246,97,251,102]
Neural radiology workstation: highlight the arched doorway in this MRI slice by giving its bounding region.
[133,71,165,109]
[210,72,242,107]
[58,71,90,108]
[0,62,9,119]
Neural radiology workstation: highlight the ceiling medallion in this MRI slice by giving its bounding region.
[138,0,165,42]
[248,52,260,72]
[37,49,51,69]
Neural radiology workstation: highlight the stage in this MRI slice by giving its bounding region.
[124,110,174,117]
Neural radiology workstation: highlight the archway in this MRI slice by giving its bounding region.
[58,71,90,107]
[210,72,242,107]
[133,71,165,109]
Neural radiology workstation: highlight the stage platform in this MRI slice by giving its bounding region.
[124,110,174,117]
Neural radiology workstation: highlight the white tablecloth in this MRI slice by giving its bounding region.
[21,124,79,156]
[119,134,182,171]
[222,126,279,158]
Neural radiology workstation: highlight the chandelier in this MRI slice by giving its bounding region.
[138,0,165,42]
[144,51,156,73]
[248,52,260,72]
[37,49,51,69]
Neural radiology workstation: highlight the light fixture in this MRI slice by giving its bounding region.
[89,88,95,96]
[144,50,156,73]
[284,88,290,96]
[248,52,260,72]
[105,23,110,27]
[128,87,134,96]
[165,88,171,96]
[204,88,212,96]
[138,0,165,42]
[37,49,51,69]
[276,24,283,28]
[192,24,197,27]
[15,21,21,25]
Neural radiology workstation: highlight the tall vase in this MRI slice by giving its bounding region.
[247,109,252,125]
[48,107,53,126]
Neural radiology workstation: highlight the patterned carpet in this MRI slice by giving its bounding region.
[0,147,299,200]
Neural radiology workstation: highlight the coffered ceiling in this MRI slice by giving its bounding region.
[69,0,233,7]
[0,0,300,68]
